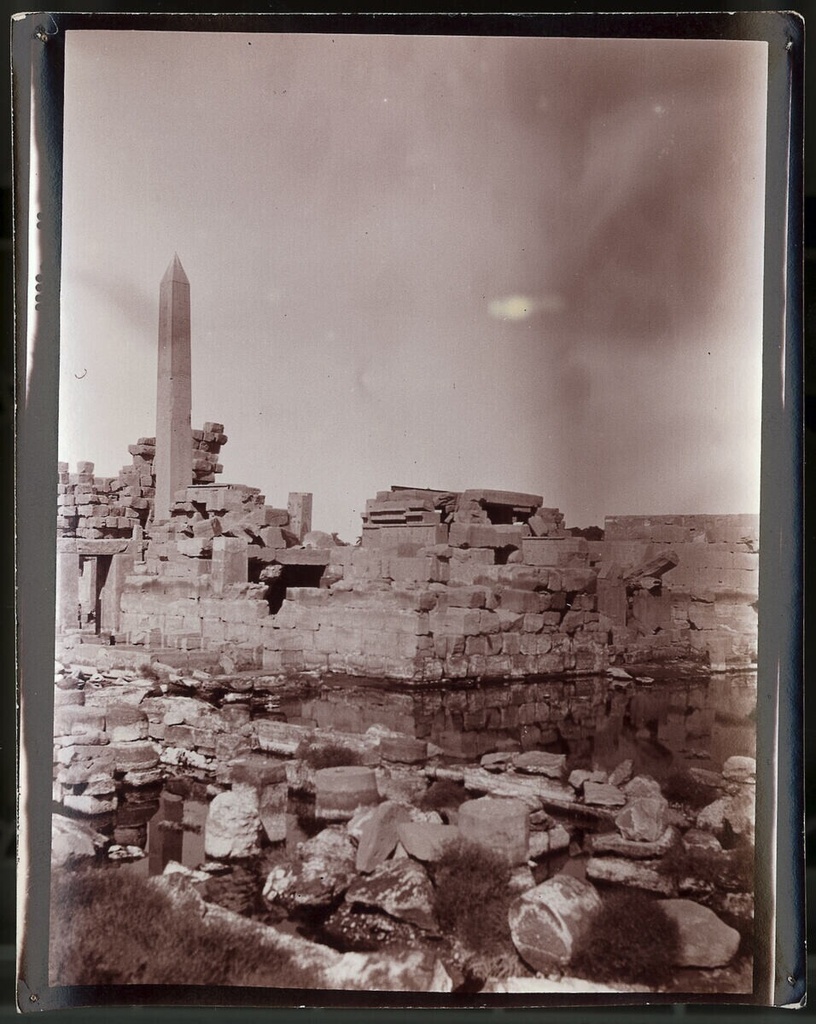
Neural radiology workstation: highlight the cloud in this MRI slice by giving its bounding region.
[488,293,564,321]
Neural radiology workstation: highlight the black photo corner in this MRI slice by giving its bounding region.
[2,4,812,1020]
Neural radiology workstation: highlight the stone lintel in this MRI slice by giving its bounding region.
[273,549,332,566]
[461,489,543,509]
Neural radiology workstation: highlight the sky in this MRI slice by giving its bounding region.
[58,30,769,541]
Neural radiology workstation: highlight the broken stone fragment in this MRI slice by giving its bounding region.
[583,782,626,808]
[204,786,261,859]
[615,795,669,844]
[354,801,413,873]
[528,824,571,859]
[396,821,460,862]
[608,759,634,786]
[587,825,678,859]
[345,857,438,931]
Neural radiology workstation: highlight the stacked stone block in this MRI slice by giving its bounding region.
[57,460,146,540]
[56,424,229,543]
[261,527,607,683]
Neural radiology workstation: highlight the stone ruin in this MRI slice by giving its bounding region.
[55,257,760,683]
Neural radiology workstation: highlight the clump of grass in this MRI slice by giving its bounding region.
[662,768,718,810]
[570,890,680,988]
[419,778,467,814]
[295,740,364,769]
[431,839,513,961]
[658,840,754,892]
[49,867,313,988]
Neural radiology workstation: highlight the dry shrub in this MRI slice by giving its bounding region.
[432,839,513,959]
[296,740,363,769]
[658,840,754,892]
[662,768,718,810]
[419,778,467,813]
[570,889,680,988]
[49,867,312,989]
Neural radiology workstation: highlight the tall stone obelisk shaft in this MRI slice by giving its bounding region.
[153,254,192,521]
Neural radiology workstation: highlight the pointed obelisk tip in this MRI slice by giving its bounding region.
[162,252,189,286]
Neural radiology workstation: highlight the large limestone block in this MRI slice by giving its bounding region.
[458,796,529,865]
[346,858,438,931]
[355,801,413,873]
[615,795,669,843]
[378,734,428,764]
[315,765,380,821]
[264,825,356,909]
[204,786,261,859]
[658,899,741,967]
[509,874,602,971]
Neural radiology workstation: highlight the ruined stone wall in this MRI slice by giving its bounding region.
[56,424,228,542]
[260,537,608,684]
[591,514,759,672]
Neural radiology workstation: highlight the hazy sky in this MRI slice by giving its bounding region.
[59,30,768,540]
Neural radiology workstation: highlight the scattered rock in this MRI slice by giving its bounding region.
[623,774,663,799]
[608,759,634,787]
[568,768,607,790]
[615,795,669,843]
[51,814,106,866]
[658,898,741,967]
[204,786,261,859]
[355,801,413,873]
[509,874,602,971]
[528,824,571,859]
[264,826,357,908]
[346,858,438,931]
[396,821,460,862]
[583,782,626,807]
[588,825,677,859]
[105,704,149,743]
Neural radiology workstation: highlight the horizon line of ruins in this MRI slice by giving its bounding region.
[54,256,759,684]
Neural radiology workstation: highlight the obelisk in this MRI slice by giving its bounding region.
[153,254,192,521]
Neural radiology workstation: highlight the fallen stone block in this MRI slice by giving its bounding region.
[346,856,438,932]
[587,825,678,860]
[512,751,566,779]
[615,795,669,843]
[204,786,261,859]
[658,899,741,967]
[355,801,413,873]
[583,782,626,807]
[528,824,571,859]
[509,874,602,971]
[315,765,380,821]
[458,795,530,865]
[585,856,675,895]
[396,821,460,862]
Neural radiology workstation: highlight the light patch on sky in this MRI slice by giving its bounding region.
[59,31,768,540]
